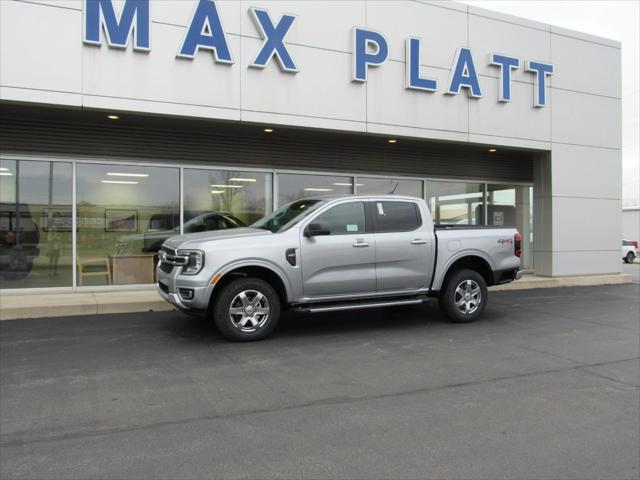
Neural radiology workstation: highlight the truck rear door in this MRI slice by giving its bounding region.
[368,200,435,292]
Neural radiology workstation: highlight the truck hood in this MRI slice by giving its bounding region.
[163,227,271,249]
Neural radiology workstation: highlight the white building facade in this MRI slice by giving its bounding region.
[0,0,623,290]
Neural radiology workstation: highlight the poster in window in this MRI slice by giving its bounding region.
[41,208,73,232]
[105,209,138,232]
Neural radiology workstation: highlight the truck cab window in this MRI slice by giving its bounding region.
[372,201,421,232]
[314,202,365,235]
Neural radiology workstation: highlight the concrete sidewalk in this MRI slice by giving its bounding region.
[0,273,632,321]
[0,289,174,321]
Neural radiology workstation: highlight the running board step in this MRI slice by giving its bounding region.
[299,297,429,314]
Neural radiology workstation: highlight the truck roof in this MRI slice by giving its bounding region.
[307,194,423,202]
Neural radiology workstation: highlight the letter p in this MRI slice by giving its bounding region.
[352,28,388,82]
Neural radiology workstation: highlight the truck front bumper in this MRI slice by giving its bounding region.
[156,265,211,315]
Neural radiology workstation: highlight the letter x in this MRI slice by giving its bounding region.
[250,8,298,73]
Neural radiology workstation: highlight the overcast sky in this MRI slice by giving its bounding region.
[460,0,639,206]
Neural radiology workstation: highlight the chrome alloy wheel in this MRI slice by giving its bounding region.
[228,290,271,332]
[454,279,482,315]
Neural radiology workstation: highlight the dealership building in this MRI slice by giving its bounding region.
[0,0,624,292]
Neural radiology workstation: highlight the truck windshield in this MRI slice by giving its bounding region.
[252,199,325,233]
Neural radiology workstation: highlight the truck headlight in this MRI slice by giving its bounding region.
[178,250,205,275]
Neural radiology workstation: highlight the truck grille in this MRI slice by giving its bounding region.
[159,262,174,274]
[159,244,188,267]
[161,245,178,257]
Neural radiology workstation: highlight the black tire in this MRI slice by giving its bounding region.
[212,277,281,341]
[625,252,635,264]
[439,269,488,323]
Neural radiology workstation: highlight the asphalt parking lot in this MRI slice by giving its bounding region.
[1,285,639,480]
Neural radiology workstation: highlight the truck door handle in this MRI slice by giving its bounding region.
[411,239,427,245]
[353,241,369,248]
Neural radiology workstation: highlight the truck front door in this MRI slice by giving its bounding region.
[300,201,376,299]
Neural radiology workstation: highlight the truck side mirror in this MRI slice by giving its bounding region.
[304,222,331,237]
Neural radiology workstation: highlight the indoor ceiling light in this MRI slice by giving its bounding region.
[304,188,333,192]
[107,172,149,178]
[101,180,138,185]
[210,184,243,188]
[0,167,9,171]
[388,139,397,144]
[488,148,497,152]
[107,114,119,120]
[229,178,257,182]
[0,172,13,176]
[264,128,273,133]
[210,190,225,194]
[332,182,353,186]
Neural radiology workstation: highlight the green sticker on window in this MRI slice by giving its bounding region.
[347,224,359,232]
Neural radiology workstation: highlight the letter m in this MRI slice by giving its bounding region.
[84,0,150,50]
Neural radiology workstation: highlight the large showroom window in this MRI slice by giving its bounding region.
[426,181,485,225]
[0,158,536,289]
[183,169,273,228]
[277,173,353,206]
[76,163,179,286]
[356,177,423,198]
[0,159,72,289]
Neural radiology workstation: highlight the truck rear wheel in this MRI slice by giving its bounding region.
[439,269,488,323]
[212,277,281,341]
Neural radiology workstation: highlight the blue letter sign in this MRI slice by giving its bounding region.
[525,60,554,107]
[490,53,520,102]
[84,0,150,50]
[178,0,233,63]
[250,8,298,72]
[447,47,482,98]
[352,28,388,82]
[405,37,437,92]
[81,2,556,109]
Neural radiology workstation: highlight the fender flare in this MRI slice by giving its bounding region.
[209,258,293,303]
[432,249,495,291]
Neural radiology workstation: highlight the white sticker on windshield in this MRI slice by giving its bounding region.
[377,203,384,215]
[347,224,359,232]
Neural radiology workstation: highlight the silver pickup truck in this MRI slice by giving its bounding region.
[157,195,522,341]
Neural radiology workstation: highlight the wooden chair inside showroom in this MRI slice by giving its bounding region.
[77,257,112,286]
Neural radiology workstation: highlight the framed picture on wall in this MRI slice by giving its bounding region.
[41,208,73,232]
[105,209,138,232]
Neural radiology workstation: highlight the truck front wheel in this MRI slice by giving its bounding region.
[212,277,281,341]
[439,269,488,323]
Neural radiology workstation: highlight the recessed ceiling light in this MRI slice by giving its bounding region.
[210,184,243,188]
[0,167,9,171]
[210,190,225,194]
[388,139,397,144]
[332,182,353,186]
[264,128,273,133]
[488,148,497,152]
[0,172,13,176]
[229,178,257,183]
[107,114,119,120]
[304,188,333,192]
[107,172,149,178]
[101,180,138,185]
